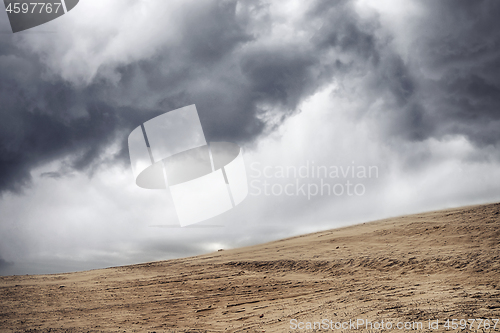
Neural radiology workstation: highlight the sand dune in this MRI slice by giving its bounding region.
[1,203,500,332]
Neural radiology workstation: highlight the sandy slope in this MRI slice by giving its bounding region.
[1,203,499,332]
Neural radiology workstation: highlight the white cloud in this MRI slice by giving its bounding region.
[16,0,193,84]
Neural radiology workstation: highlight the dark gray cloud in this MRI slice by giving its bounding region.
[0,70,164,192]
[390,0,500,147]
[0,0,379,194]
[1,0,500,197]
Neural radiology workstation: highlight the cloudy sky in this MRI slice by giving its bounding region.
[1,0,500,275]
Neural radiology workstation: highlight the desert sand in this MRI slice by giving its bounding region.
[1,203,499,332]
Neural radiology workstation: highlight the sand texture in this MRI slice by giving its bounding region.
[1,203,500,332]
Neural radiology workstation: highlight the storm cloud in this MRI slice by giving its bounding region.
[1,0,500,275]
[0,0,384,194]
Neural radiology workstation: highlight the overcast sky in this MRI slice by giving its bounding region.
[1,0,500,275]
